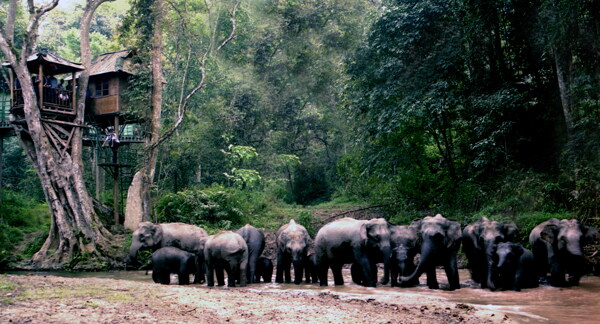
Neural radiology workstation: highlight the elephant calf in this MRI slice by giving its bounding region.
[255,256,274,283]
[276,219,310,285]
[303,253,319,284]
[204,231,249,287]
[150,247,197,285]
[491,242,538,291]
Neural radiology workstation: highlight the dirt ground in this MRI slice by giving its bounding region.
[0,274,515,324]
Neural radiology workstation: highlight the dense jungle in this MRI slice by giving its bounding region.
[0,0,599,322]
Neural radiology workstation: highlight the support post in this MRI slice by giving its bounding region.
[112,115,120,226]
[38,64,43,109]
[72,71,76,113]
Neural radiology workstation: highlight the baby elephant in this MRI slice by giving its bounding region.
[491,242,538,291]
[151,246,197,285]
[304,253,319,284]
[255,257,274,283]
[204,231,249,287]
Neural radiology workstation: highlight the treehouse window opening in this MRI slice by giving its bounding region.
[95,79,109,97]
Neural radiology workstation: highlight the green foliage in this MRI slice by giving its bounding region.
[156,185,243,229]
[0,191,50,268]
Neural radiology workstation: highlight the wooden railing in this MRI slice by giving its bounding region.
[12,87,75,115]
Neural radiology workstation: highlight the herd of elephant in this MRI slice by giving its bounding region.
[127,214,598,291]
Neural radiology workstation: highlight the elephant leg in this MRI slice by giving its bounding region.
[178,272,190,285]
[425,265,439,289]
[284,257,292,283]
[292,260,304,285]
[351,263,364,285]
[317,254,329,286]
[206,262,215,287]
[247,255,257,284]
[178,263,190,285]
[444,257,460,291]
[549,259,566,287]
[390,263,399,287]
[216,264,226,287]
[193,257,206,284]
[152,270,160,283]
[225,265,236,287]
[331,262,344,286]
[275,250,285,283]
[239,258,248,287]
[370,262,379,286]
[353,249,375,287]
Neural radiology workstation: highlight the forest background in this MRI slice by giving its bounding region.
[0,0,598,269]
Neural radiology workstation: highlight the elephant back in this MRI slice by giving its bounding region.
[160,223,209,253]
[277,219,309,247]
[206,231,248,256]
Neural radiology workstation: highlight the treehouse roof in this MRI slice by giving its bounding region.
[3,51,84,75]
[88,50,135,77]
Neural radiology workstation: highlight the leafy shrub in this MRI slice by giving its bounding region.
[156,185,245,229]
[0,191,50,268]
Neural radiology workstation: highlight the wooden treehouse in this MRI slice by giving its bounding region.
[4,50,145,226]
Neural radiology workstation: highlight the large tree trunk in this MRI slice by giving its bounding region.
[553,47,574,137]
[0,0,116,269]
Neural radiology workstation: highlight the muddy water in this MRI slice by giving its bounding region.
[7,269,600,323]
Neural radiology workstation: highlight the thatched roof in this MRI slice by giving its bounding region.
[89,50,135,77]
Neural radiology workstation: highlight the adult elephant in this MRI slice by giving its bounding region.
[236,224,265,284]
[462,217,518,289]
[400,214,462,290]
[315,217,391,287]
[529,218,598,287]
[204,231,249,287]
[128,222,208,284]
[389,224,421,287]
[276,219,310,284]
[350,224,420,287]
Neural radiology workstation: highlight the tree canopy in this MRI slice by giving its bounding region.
[0,0,598,269]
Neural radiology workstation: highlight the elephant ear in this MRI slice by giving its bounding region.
[503,223,519,241]
[360,222,369,244]
[151,224,164,246]
[512,243,525,257]
[583,225,600,243]
[409,219,423,235]
[445,220,462,249]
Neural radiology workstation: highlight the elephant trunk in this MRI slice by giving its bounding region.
[380,244,391,285]
[128,241,143,263]
[485,244,497,290]
[292,258,304,285]
[401,238,435,284]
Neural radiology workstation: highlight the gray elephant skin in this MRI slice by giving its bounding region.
[349,224,420,287]
[128,222,208,284]
[276,219,310,284]
[315,217,391,287]
[400,214,462,290]
[255,256,273,283]
[304,253,319,283]
[236,224,266,284]
[150,246,197,285]
[389,224,421,287]
[529,218,598,287]
[204,231,249,287]
[462,217,518,289]
[492,242,538,291]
